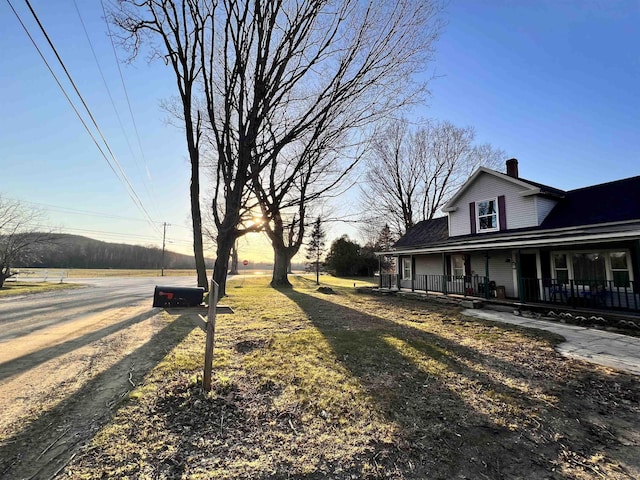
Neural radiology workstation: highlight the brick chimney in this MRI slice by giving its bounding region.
[506,158,519,178]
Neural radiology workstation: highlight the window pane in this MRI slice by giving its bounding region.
[610,252,628,270]
[479,216,496,230]
[478,201,489,216]
[553,254,567,269]
[612,271,630,288]
[572,253,606,282]
[487,200,496,214]
[402,258,411,279]
[556,270,569,284]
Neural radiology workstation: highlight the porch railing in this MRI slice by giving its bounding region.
[521,277,639,312]
[379,274,640,313]
[380,273,490,298]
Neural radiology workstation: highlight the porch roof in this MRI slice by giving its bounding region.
[379,221,640,256]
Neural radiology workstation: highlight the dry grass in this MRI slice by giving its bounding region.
[63,275,640,479]
[0,281,80,296]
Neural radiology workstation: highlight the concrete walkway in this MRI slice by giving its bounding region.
[462,308,640,376]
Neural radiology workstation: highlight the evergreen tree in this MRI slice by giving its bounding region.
[305,217,326,285]
[375,224,396,273]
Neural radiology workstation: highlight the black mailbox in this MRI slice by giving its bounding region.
[153,286,205,308]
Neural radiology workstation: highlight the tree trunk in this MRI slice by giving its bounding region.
[213,231,236,298]
[229,244,239,275]
[191,188,209,291]
[0,266,11,288]
[271,245,294,288]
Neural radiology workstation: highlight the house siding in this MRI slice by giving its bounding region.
[415,255,442,276]
[469,250,516,297]
[488,252,516,297]
[536,197,558,225]
[449,173,539,237]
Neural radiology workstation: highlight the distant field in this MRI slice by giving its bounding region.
[11,268,200,280]
[9,269,376,281]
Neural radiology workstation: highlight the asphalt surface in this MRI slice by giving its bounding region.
[0,276,198,342]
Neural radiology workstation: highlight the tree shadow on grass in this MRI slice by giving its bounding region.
[0,313,197,480]
[279,287,633,480]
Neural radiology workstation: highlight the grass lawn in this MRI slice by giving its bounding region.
[65,275,640,479]
[0,281,81,297]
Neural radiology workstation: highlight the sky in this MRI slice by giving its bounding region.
[0,0,638,264]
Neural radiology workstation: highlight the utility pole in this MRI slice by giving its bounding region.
[161,222,167,277]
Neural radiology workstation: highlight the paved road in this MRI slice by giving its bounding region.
[0,276,198,342]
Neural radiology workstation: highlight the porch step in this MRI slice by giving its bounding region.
[396,291,485,309]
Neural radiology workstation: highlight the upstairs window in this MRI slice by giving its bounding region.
[477,198,498,232]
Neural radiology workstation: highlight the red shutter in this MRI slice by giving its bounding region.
[469,202,476,234]
[498,195,506,231]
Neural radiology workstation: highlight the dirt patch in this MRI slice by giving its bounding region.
[235,339,271,353]
[0,302,197,479]
[317,286,336,294]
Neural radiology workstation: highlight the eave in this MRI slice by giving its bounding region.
[380,221,640,256]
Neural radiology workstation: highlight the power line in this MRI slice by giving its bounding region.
[76,0,160,219]
[8,0,161,238]
[71,0,142,189]
[5,197,162,223]
[99,0,155,193]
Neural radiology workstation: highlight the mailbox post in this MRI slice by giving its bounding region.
[203,280,219,392]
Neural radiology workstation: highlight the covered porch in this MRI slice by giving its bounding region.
[380,239,640,314]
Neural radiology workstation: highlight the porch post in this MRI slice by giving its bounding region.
[441,253,448,295]
[378,256,382,288]
[396,257,401,290]
[516,249,525,303]
[411,255,415,292]
[484,251,490,299]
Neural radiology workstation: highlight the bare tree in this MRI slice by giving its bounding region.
[238,0,443,287]
[113,0,443,296]
[360,118,505,237]
[0,197,55,288]
[112,0,210,291]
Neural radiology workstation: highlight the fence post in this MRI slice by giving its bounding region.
[203,280,219,392]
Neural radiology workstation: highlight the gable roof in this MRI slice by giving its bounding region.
[393,216,449,248]
[392,175,640,253]
[541,175,640,228]
[442,167,565,212]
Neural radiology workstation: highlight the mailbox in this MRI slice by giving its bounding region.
[153,286,205,307]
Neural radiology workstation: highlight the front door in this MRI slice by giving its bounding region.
[520,253,539,301]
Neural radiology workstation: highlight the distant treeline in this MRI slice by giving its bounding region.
[14,234,203,270]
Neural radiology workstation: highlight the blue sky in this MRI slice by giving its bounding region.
[0,1,638,261]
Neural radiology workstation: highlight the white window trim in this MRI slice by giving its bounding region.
[451,254,465,278]
[476,197,500,233]
[551,249,634,285]
[402,257,412,280]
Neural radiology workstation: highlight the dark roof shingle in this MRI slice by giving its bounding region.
[393,217,449,248]
[541,175,640,229]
